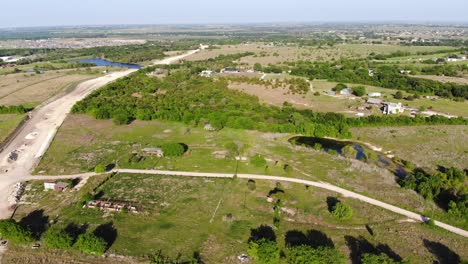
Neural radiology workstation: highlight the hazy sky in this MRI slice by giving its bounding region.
[1,0,467,28]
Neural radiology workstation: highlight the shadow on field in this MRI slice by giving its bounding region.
[285,229,334,248]
[249,225,276,242]
[94,222,118,250]
[423,239,460,264]
[19,209,49,239]
[326,196,340,212]
[345,236,402,264]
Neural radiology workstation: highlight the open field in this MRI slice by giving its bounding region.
[0,70,100,106]
[10,173,468,263]
[350,125,468,171]
[37,114,468,229]
[412,75,468,85]
[0,114,25,143]
[185,43,459,66]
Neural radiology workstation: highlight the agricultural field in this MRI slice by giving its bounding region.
[0,70,101,106]
[10,173,468,263]
[36,114,468,229]
[186,43,459,66]
[350,125,468,171]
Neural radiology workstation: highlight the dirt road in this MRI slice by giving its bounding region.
[0,48,202,219]
[24,168,468,238]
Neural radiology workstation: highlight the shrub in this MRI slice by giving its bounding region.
[247,179,257,191]
[352,86,366,97]
[75,232,107,255]
[160,143,185,157]
[288,245,345,264]
[341,145,357,158]
[94,164,106,173]
[331,202,353,220]
[42,227,73,249]
[0,219,32,244]
[251,154,267,167]
[247,238,280,264]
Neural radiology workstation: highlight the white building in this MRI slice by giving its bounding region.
[44,182,56,190]
[200,70,213,77]
[382,102,404,115]
[367,92,382,97]
[339,88,352,96]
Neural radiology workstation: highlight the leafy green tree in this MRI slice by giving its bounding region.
[42,227,73,249]
[352,86,366,97]
[247,238,280,264]
[160,143,185,157]
[254,63,263,72]
[331,202,353,220]
[113,111,131,125]
[341,145,357,159]
[288,245,345,264]
[74,232,107,255]
[0,219,32,244]
[394,91,404,99]
[333,83,347,92]
[94,164,106,173]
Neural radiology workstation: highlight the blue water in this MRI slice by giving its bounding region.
[79,58,142,69]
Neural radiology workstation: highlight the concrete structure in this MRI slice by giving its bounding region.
[367,98,383,105]
[200,70,213,77]
[221,68,240,73]
[44,182,56,190]
[382,102,404,115]
[367,92,382,97]
[55,182,69,192]
[142,148,164,157]
[339,88,352,96]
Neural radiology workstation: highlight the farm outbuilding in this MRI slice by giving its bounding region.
[142,147,164,157]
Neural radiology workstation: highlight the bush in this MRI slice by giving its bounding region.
[75,232,107,255]
[352,86,366,97]
[42,228,73,249]
[251,154,267,167]
[288,245,345,264]
[247,238,280,264]
[94,164,106,173]
[331,202,353,220]
[341,145,357,159]
[0,219,32,244]
[113,111,131,125]
[160,143,185,157]
[247,179,256,191]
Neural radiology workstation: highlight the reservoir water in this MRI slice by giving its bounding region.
[79,58,142,69]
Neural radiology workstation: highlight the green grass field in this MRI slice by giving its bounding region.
[0,114,25,143]
[12,173,468,263]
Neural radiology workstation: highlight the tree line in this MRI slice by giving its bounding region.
[71,70,467,140]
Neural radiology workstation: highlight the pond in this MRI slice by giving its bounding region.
[289,136,407,177]
[79,58,142,69]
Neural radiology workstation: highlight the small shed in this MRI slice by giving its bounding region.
[367,98,383,105]
[54,182,69,192]
[142,147,164,157]
[204,124,216,131]
[367,92,382,97]
[339,88,352,96]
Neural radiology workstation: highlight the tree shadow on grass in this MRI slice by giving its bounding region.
[285,229,335,248]
[19,209,49,239]
[249,225,276,242]
[65,223,88,243]
[345,236,402,264]
[326,196,340,213]
[94,222,118,250]
[423,239,461,264]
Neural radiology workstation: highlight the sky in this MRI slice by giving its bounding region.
[1,0,468,28]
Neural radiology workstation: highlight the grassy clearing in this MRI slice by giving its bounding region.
[350,125,468,171]
[186,43,458,66]
[0,70,100,106]
[12,173,468,263]
[0,114,25,143]
[37,115,463,229]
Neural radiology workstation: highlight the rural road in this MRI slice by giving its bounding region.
[21,168,468,238]
[0,48,203,219]
[0,45,467,239]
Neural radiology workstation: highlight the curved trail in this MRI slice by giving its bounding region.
[0,46,466,239]
[22,168,468,238]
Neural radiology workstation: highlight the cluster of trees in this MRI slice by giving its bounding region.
[0,105,28,114]
[289,61,468,99]
[0,216,112,256]
[182,52,254,73]
[400,167,467,221]
[72,70,468,140]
